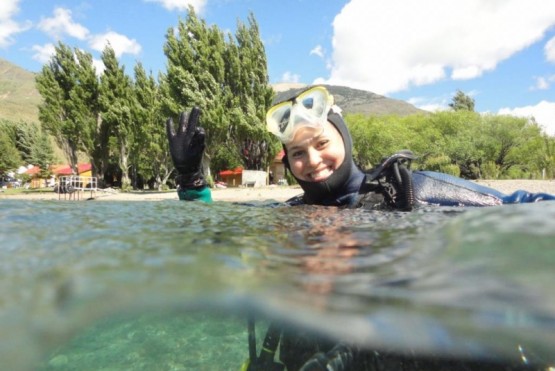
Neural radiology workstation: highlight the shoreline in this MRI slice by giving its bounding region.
[1,180,555,202]
[0,185,305,202]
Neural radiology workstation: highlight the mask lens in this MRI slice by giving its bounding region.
[267,101,293,137]
[266,86,333,143]
[301,96,313,109]
[297,87,329,118]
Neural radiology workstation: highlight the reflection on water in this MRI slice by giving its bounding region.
[0,200,555,370]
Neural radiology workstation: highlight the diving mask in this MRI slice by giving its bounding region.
[266,86,334,144]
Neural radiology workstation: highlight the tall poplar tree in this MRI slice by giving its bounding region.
[132,63,172,190]
[36,42,81,173]
[36,42,101,175]
[228,13,274,170]
[162,8,274,173]
[73,48,105,181]
[98,44,135,189]
[161,6,228,178]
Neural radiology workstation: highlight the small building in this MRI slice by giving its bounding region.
[269,150,287,185]
[52,163,92,178]
[218,167,268,187]
[24,163,93,189]
[24,165,44,188]
[218,167,243,187]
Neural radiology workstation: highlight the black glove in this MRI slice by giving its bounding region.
[166,107,207,189]
[360,150,416,211]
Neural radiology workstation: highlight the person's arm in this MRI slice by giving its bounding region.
[411,171,555,205]
[166,107,213,203]
[177,186,212,202]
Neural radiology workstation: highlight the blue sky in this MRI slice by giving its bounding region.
[1,0,555,135]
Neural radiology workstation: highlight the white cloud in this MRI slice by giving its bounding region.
[0,0,31,48]
[407,96,449,112]
[533,77,549,90]
[281,71,301,83]
[31,43,56,64]
[326,0,555,94]
[92,58,105,76]
[34,7,140,67]
[408,89,479,112]
[89,31,142,58]
[499,101,555,136]
[262,33,282,47]
[418,103,448,112]
[0,0,19,20]
[37,7,89,40]
[144,0,206,12]
[531,75,555,90]
[310,45,324,58]
[545,36,555,63]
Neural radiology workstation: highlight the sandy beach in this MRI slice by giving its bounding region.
[0,185,305,202]
[1,179,555,202]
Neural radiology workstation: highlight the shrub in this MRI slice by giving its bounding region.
[481,161,499,179]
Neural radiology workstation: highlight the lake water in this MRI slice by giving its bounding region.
[1,199,554,370]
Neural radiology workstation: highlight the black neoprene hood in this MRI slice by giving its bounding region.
[283,110,361,205]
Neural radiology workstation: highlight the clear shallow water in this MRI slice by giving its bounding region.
[1,199,555,370]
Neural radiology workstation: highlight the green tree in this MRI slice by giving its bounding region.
[161,6,228,178]
[161,9,274,176]
[347,114,416,169]
[480,114,544,178]
[227,13,275,170]
[539,134,555,179]
[72,48,105,181]
[99,44,135,189]
[449,90,475,112]
[36,42,103,178]
[14,121,54,170]
[36,42,82,173]
[132,62,172,190]
[347,109,552,180]
[0,133,21,172]
[0,120,22,172]
[427,110,483,178]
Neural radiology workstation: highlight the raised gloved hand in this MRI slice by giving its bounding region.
[166,107,207,189]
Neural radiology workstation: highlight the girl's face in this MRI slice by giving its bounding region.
[285,120,345,183]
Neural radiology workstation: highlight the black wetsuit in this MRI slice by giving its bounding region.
[283,112,555,209]
[273,113,555,370]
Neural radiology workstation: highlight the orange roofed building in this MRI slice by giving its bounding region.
[25,163,92,189]
[218,167,243,187]
[217,150,287,188]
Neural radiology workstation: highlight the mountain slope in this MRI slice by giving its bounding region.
[0,58,423,126]
[273,83,424,116]
[0,58,41,123]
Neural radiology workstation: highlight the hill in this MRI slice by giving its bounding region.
[0,58,41,124]
[272,83,424,116]
[0,58,423,126]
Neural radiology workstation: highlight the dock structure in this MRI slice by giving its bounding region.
[56,176,98,200]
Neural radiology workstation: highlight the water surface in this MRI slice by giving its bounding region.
[1,199,554,370]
